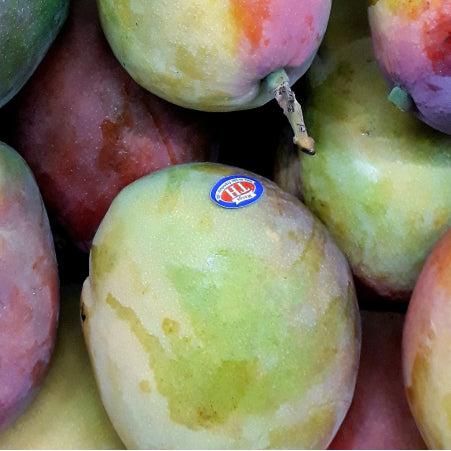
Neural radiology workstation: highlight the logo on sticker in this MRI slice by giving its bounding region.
[210,175,264,208]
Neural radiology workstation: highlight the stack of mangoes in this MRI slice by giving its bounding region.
[0,0,450,449]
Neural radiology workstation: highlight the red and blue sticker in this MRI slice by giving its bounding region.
[210,175,264,208]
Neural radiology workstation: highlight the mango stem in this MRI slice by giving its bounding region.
[388,85,414,113]
[266,70,315,155]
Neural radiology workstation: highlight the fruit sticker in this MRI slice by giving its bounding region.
[210,175,264,208]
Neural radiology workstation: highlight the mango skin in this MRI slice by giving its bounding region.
[275,0,451,300]
[329,310,426,450]
[0,285,124,449]
[81,162,361,449]
[0,142,59,434]
[0,0,69,108]
[12,0,214,253]
[403,228,451,449]
[96,0,331,111]
[368,0,451,135]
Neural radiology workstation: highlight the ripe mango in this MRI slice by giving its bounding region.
[0,142,59,433]
[81,162,361,449]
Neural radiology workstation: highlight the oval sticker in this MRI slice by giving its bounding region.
[210,175,264,209]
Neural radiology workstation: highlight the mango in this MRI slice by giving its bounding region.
[0,0,69,107]
[368,0,451,134]
[329,310,426,450]
[274,0,451,300]
[0,142,59,434]
[96,0,333,154]
[0,285,124,449]
[403,228,451,448]
[81,162,361,449]
[11,0,214,252]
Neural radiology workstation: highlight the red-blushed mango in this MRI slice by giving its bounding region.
[329,310,426,450]
[0,285,124,449]
[95,0,332,154]
[368,0,451,134]
[403,228,451,449]
[0,142,59,434]
[81,162,361,449]
[11,0,214,253]
[96,0,331,112]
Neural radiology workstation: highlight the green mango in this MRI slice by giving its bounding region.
[275,0,451,301]
[0,0,70,107]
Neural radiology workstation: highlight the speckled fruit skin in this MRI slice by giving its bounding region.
[274,0,451,300]
[403,228,451,449]
[96,0,331,111]
[0,285,124,449]
[368,0,451,135]
[0,0,69,108]
[0,142,59,434]
[12,0,214,253]
[81,162,361,449]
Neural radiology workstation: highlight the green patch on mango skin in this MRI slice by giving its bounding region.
[0,142,30,187]
[155,167,191,216]
[0,142,45,217]
[85,162,359,447]
[105,257,351,434]
[0,0,69,107]
[89,163,225,289]
[299,32,451,297]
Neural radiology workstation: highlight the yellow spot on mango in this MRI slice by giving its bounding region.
[406,344,445,449]
[174,44,210,83]
[162,318,180,336]
[139,380,151,393]
[369,0,440,21]
[442,392,451,432]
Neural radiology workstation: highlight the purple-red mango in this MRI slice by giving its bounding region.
[12,0,214,252]
[368,0,451,134]
[0,142,59,434]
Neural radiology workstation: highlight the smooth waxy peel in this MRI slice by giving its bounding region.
[403,228,451,449]
[11,0,214,253]
[0,142,59,434]
[0,285,124,449]
[81,162,360,449]
[275,0,451,300]
[0,0,69,107]
[97,0,330,111]
[96,0,331,153]
[368,0,451,134]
